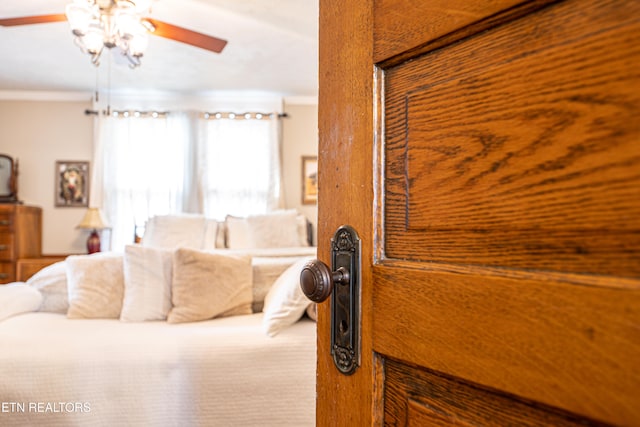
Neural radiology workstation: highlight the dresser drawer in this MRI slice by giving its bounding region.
[0,212,14,231]
[0,233,15,261]
[0,205,42,284]
[0,262,15,284]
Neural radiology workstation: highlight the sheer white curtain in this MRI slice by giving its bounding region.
[96,107,282,249]
[198,115,283,220]
[100,112,190,251]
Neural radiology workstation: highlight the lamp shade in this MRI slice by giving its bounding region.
[77,208,109,230]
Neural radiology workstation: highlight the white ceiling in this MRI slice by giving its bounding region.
[0,0,319,98]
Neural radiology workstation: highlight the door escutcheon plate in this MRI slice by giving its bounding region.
[330,225,361,375]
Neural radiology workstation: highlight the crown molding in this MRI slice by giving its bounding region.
[0,91,93,102]
[0,91,317,107]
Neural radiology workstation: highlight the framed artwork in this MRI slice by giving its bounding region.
[302,155,318,205]
[55,161,89,207]
[0,154,18,203]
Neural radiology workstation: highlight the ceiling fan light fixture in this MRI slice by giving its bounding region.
[66,0,151,68]
[128,30,148,56]
[114,8,139,39]
[79,24,105,54]
[140,18,155,33]
[130,0,153,14]
[65,2,93,36]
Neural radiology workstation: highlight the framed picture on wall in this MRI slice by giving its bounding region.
[55,161,89,207]
[302,155,318,205]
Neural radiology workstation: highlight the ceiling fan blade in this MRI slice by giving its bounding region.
[0,14,67,27]
[144,19,227,53]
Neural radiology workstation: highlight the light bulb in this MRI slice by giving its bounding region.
[66,3,92,36]
[82,24,105,54]
[128,28,149,56]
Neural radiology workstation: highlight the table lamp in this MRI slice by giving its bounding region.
[76,208,109,254]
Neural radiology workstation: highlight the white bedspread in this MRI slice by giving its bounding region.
[0,312,316,427]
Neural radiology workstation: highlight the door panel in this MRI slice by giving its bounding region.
[383,0,640,276]
[383,358,602,426]
[317,0,640,425]
[372,0,524,62]
[373,265,640,423]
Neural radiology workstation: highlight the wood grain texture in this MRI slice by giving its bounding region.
[373,0,524,62]
[384,358,608,426]
[0,14,67,27]
[318,0,376,426]
[144,19,227,53]
[0,205,42,284]
[373,262,640,425]
[384,0,640,277]
[16,256,67,282]
[323,0,640,425]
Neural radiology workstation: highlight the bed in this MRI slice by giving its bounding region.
[0,211,317,426]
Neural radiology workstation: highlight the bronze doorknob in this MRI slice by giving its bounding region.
[300,259,350,303]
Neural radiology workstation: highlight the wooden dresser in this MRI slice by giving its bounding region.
[0,204,42,284]
[16,256,67,282]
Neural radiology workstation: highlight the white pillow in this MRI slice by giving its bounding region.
[306,303,317,321]
[66,253,125,319]
[26,260,69,313]
[225,215,252,249]
[142,214,206,249]
[167,248,253,323]
[120,245,173,322]
[248,210,300,248]
[262,257,313,337]
[215,220,227,248]
[0,283,43,321]
[226,211,301,249]
[201,219,219,250]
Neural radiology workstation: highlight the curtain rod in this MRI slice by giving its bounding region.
[201,112,289,120]
[85,109,289,118]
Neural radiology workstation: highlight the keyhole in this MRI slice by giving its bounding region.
[339,319,349,335]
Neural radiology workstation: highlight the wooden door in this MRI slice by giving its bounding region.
[317,0,640,425]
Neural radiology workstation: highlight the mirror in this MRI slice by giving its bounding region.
[0,154,18,203]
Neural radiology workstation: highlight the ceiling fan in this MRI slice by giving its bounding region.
[0,0,227,68]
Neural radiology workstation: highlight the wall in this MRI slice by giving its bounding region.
[0,95,318,254]
[0,96,94,255]
[282,100,319,244]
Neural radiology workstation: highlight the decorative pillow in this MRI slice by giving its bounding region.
[26,260,69,313]
[120,245,173,322]
[0,283,43,321]
[251,256,305,313]
[262,257,313,337]
[215,220,227,248]
[249,210,300,248]
[201,219,219,250]
[226,211,301,249]
[306,303,317,321]
[167,248,253,323]
[66,253,125,319]
[142,214,206,249]
[225,215,252,249]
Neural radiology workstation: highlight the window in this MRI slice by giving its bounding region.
[101,112,189,250]
[97,110,282,251]
[198,115,282,220]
